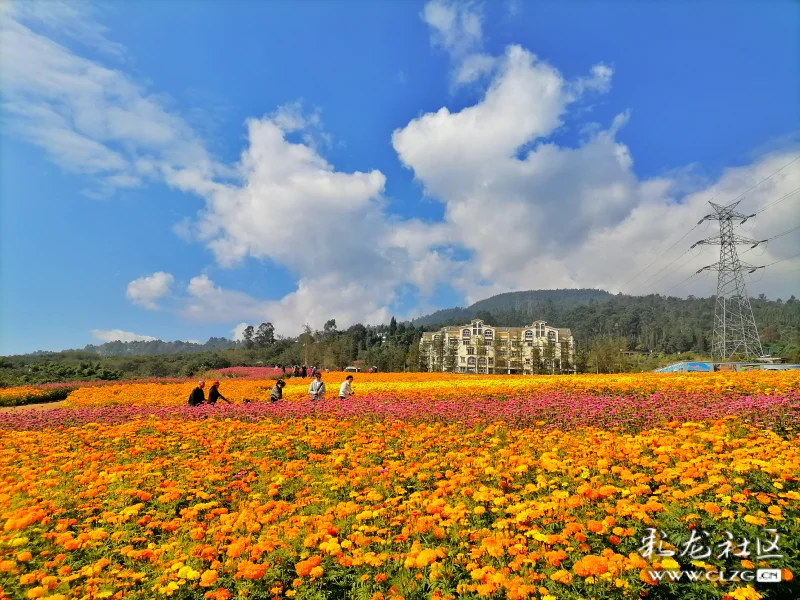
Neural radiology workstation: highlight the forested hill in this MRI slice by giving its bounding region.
[414,289,613,325]
[80,337,237,357]
[413,289,800,358]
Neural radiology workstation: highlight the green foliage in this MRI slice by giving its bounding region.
[415,290,800,361]
[0,386,74,407]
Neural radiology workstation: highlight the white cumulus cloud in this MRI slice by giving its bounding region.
[3,0,798,341]
[90,329,157,343]
[231,322,249,341]
[126,272,174,309]
[0,7,218,195]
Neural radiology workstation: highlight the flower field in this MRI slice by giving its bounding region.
[1,372,799,600]
[214,368,284,380]
[17,370,798,408]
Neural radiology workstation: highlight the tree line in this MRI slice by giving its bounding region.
[2,290,797,386]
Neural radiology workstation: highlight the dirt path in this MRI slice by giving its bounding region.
[0,401,68,413]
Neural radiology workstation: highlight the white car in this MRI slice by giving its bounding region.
[344,366,360,373]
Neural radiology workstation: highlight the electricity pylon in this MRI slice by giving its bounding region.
[693,201,763,361]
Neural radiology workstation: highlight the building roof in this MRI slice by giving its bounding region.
[422,321,573,338]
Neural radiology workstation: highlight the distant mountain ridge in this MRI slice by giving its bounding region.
[26,337,241,357]
[412,289,613,326]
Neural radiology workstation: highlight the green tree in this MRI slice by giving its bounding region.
[531,345,543,374]
[492,337,503,374]
[445,340,458,372]
[475,335,487,374]
[254,322,275,348]
[560,341,572,372]
[242,325,255,350]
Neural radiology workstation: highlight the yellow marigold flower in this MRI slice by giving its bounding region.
[725,586,762,600]
[550,570,573,585]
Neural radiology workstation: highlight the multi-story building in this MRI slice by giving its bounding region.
[419,318,575,374]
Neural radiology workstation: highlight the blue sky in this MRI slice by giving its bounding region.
[1,0,798,355]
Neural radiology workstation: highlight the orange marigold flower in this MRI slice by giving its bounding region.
[573,555,609,577]
[587,520,603,533]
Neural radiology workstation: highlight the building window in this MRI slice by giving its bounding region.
[463,340,470,346]
[460,356,465,363]
[484,329,493,340]
[512,341,521,347]
[525,359,532,364]
[525,330,533,339]
[527,342,533,347]
[468,357,476,365]
[433,335,440,341]
[467,347,475,355]
[462,329,470,338]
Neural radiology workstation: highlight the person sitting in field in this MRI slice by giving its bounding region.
[308,371,326,401]
[339,375,354,400]
[270,379,286,403]
[207,381,231,405]
[188,381,206,406]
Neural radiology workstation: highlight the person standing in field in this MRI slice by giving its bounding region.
[188,381,206,406]
[270,379,286,403]
[308,371,326,401]
[207,381,231,405]
[339,375,354,400]
[301,365,308,378]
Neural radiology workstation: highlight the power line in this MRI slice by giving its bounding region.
[740,223,800,256]
[748,267,800,282]
[753,187,800,215]
[764,223,800,242]
[727,156,800,209]
[664,274,696,295]
[628,248,692,293]
[759,252,800,269]
[663,269,711,295]
[650,251,705,291]
[617,225,698,292]
[618,156,800,294]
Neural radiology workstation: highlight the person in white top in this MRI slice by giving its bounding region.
[308,371,326,401]
[339,375,354,400]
